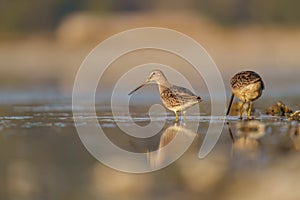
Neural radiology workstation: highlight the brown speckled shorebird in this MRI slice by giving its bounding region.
[128,70,202,121]
[226,71,264,119]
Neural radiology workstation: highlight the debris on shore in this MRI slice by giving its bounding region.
[289,110,300,121]
[266,101,293,116]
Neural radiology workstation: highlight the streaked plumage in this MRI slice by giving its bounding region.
[129,70,201,121]
[230,71,264,90]
[227,70,264,119]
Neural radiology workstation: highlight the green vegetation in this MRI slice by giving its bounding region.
[195,0,300,24]
[0,0,299,33]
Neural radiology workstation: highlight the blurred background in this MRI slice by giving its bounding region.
[0,0,300,103]
[1,1,300,200]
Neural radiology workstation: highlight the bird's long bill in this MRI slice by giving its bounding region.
[128,82,147,95]
[226,93,235,116]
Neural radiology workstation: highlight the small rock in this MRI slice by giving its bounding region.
[288,110,300,121]
[266,101,293,116]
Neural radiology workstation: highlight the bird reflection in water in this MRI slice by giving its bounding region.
[148,123,198,168]
[288,122,300,150]
[228,120,266,160]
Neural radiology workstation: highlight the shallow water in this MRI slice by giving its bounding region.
[1,101,300,200]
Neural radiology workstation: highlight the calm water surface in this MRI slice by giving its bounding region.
[0,101,300,200]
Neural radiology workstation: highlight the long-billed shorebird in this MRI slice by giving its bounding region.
[226,71,264,119]
[128,70,202,121]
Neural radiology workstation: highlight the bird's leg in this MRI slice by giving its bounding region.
[239,101,245,120]
[175,111,179,122]
[247,101,253,119]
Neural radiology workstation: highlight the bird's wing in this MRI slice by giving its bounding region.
[171,86,200,100]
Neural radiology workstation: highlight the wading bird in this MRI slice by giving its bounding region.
[227,70,264,119]
[129,70,202,122]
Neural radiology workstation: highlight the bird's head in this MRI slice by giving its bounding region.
[128,69,167,95]
[145,70,165,83]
